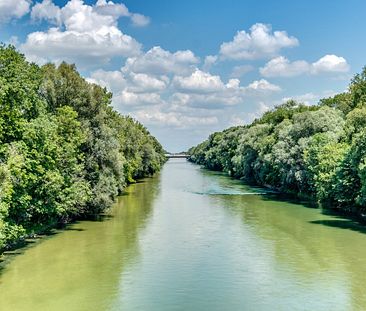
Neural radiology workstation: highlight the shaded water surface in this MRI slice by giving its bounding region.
[1,159,366,310]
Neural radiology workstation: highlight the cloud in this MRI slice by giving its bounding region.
[282,90,337,105]
[88,68,169,94]
[22,27,141,66]
[122,46,199,75]
[171,77,280,109]
[172,70,280,98]
[84,38,281,129]
[229,115,244,127]
[88,72,167,113]
[89,50,281,115]
[23,0,145,66]
[173,69,224,93]
[87,60,283,146]
[114,91,164,108]
[260,56,309,77]
[0,0,31,23]
[311,54,350,74]
[89,70,170,112]
[6,36,19,46]
[171,92,239,109]
[133,108,219,128]
[230,65,254,78]
[247,79,281,92]
[87,69,127,93]
[219,23,298,60]
[31,0,150,27]
[131,13,150,27]
[31,0,62,25]
[94,0,130,18]
[228,101,270,127]
[282,93,318,105]
[95,0,150,27]
[260,55,350,77]
[128,73,169,93]
[203,55,218,71]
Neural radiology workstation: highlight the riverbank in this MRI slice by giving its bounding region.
[188,67,366,219]
[0,172,163,262]
[0,45,166,253]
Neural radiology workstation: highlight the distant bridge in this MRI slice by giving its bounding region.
[166,153,189,159]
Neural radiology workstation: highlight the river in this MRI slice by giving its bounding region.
[1,158,366,310]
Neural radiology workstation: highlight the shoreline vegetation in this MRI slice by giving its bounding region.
[188,66,366,220]
[0,45,166,256]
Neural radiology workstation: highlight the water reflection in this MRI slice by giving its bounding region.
[212,185,366,310]
[0,174,160,311]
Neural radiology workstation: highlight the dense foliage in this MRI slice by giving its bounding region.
[0,46,166,252]
[189,67,366,215]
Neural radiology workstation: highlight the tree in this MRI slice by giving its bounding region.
[5,108,90,228]
[0,45,44,144]
[0,46,166,252]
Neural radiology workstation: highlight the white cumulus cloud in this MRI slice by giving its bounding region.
[131,13,150,27]
[133,109,219,128]
[230,65,254,78]
[260,56,309,77]
[260,55,350,77]
[171,77,281,109]
[87,69,127,93]
[173,70,224,93]
[128,73,169,93]
[219,23,298,60]
[122,46,199,76]
[203,55,218,71]
[94,0,130,18]
[247,79,281,92]
[31,0,62,25]
[282,90,337,105]
[114,91,164,107]
[95,1,150,27]
[23,0,145,66]
[311,54,350,74]
[0,0,31,23]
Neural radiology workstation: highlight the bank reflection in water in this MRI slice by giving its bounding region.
[0,175,161,311]
[209,177,366,310]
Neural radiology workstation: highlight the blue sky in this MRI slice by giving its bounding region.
[1,0,365,151]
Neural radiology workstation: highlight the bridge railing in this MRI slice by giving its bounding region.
[165,154,189,158]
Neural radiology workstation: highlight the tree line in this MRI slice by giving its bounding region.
[0,45,166,252]
[189,66,366,216]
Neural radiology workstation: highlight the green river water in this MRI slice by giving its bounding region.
[1,158,366,310]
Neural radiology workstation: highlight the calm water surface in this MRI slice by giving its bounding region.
[1,159,366,310]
